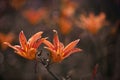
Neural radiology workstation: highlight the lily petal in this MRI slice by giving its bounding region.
[53,30,60,50]
[32,38,46,48]
[4,42,19,51]
[19,31,27,50]
[27,48,37,60]
[4,42,27,57]
[44,47,56,54]
[63,39,80,53]
[14,46,36,60]
[28,31,43,47]
[14,45,27,56]
[63,48,82,59]
[59,42,64,54]
[43,39,54,49]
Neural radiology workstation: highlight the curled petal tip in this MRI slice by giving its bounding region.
[44,37,48,39]
[76,39,80,42]
[20,31,24,36]
[20,30,24,33]
[77,48,83,53]
[77,39,80,41]
[40,31,43,34]
[44,46,48,49]
[79,48,83,52]
[53,30,57,33]
[3,42,8,45]
[3,42,12,46]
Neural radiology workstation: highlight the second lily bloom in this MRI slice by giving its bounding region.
[43,30,82,63]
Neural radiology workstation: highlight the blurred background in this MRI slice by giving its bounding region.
[0,0,120,80]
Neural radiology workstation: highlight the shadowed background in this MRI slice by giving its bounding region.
[0,0,120,80]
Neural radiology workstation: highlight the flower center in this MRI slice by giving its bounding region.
[27,48,37,60]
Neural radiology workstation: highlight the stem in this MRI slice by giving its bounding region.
[34,60,37,73]
[34,60,38,80]
[36,51,60,80]
[46,66,60,80]
[40,59,60,80]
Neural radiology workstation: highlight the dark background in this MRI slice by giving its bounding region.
[0,0,120,80]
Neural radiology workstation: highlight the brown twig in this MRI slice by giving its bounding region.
[36,50,60,80]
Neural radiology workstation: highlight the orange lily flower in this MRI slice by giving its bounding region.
[4,31,45,60]
[22,8,48,25]
[76,12,106,34]
[9,0,26,10]
[43,30,82,62]
[59,17,72,35]
[0,32,15,50]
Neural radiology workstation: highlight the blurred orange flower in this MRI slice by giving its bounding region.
[59,17,72,35]
[77,12,106,34]
[43,30,82,63]
[0,32,15,50]
[4,31,46,60]
[61,0,78,17]
[22,8,47,25]
[58,1,78,35]
[9,0,26,10]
